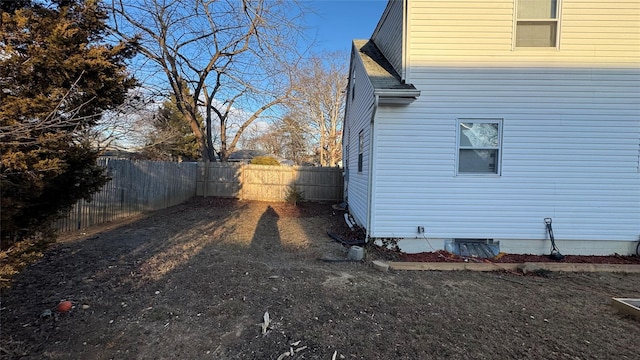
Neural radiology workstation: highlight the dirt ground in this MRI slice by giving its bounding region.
[1,197,639,359]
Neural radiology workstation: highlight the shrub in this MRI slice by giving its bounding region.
[250,156,280,166]
[285,186,305,206]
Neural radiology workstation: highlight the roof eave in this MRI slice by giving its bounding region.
[374,89,421,105]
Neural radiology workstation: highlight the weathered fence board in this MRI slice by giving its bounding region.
[56,159,197,233]
[56,160,342,233]
[197,162,243,198]
[197,163,343,202]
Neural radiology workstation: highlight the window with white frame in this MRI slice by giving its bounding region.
[457,119,503,175]
[515,0,560,48]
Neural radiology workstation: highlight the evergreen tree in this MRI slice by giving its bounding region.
[0,0,137,245]
[141,97,202,162]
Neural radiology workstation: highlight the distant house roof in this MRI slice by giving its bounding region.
[227,149,267,162]
[228,149,294,166]
[100,148,140,159]
[353,39,420,104]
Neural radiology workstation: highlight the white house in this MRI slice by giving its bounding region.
[342,0,640,256]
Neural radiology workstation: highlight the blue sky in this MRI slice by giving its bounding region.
[303,0,388,53]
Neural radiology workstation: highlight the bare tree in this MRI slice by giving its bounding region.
[240,113,312,164]
[79,89,158,152]
[288,52,347,166]
[0,73,146,151]
[110,0,306,161]
[277,114,312,164]
[247,129,281,156]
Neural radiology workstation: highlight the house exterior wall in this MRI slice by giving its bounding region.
[344,45,377,229]
[405,0,639,70]
[365,0,640,254]
[372,68,639,240]
[371,0,404,77]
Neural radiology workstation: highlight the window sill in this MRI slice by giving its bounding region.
[512,47,560,51]
[455,173,502,178]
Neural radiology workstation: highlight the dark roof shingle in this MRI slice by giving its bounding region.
[353,39,417,92]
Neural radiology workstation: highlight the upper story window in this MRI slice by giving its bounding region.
[515,0,560,48]
[358,131,364,173]
[351,74,356,101]
[457,119,503,175]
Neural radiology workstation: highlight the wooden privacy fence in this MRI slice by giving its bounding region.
[197,163,344,202]
[56,160,342,233]
[56,159,197,233]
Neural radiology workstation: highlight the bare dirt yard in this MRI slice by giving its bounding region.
[1,197,639,359]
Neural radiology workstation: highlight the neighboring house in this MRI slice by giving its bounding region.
[99,148,140,160]
[228,149,294,165]
[342,0,640,255]
[227,149,269,163]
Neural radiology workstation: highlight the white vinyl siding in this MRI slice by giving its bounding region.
[345,0,640,250]
[405,0,639,70]
[370,67,640,242]
[343,44,376,228]
[371,0,404,77]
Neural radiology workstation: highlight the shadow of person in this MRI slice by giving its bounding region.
[249,205,282,255]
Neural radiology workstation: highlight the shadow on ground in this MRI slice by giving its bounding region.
[1,197,639,360]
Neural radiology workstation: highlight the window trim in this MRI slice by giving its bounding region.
[351,72,356,101]
[513,0,562,49]
[455,119,504,176]
[357,130,363,173]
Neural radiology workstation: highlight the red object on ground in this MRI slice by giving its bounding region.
[56,301,72,312]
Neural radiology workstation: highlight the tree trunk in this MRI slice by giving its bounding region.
[186,112,211,162]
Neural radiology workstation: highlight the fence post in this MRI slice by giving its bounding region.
[76,202,82,230]
[204,162,209,197]
[240,164,245,200]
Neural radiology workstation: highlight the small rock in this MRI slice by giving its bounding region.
[371,260,389,272]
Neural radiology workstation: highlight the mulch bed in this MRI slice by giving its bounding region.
[327,210,366,246]
[400,250,640,264]
[325,209,640,265]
